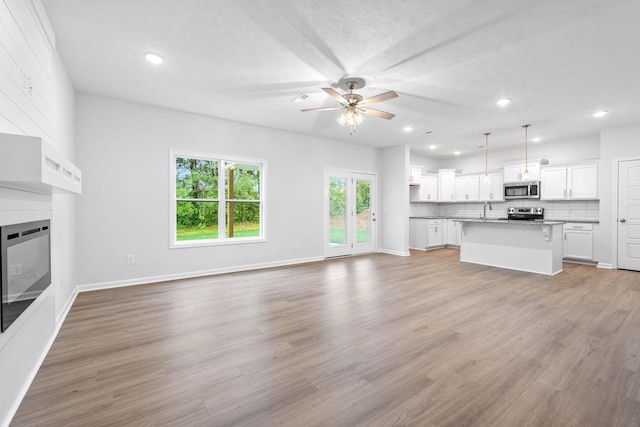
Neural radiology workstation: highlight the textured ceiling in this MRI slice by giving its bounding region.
[41,0,640,158]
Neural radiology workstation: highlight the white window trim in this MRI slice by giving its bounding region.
[169,149,267,249]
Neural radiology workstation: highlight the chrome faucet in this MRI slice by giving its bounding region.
[483,201,492,220]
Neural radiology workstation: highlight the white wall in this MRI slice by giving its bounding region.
[599,123,640,268]
[75,94,382,287]
[434,134,600,174]
[378,144,410,256]
[0,37,77,427]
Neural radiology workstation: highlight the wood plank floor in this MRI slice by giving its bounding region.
[12,249,640,426]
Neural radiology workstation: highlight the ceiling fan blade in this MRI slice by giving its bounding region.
[322,87,347,105]
[359,108,395,120]
[301,107,342,112]
[361,91,399,106]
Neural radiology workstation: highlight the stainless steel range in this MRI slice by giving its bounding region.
[507,207,544,221]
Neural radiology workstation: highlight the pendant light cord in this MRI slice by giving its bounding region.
[484,132,490,176]
[522,124,531,173]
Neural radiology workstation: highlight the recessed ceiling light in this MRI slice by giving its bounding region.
[497,98,511,107]
[592,110,608,118]
[403,126,413,132]
[144,52,164,65]
[454,150,461,156]
[429,145,436,150]
[532,137,542,142]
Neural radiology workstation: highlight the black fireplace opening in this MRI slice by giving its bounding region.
[1,219,51,332]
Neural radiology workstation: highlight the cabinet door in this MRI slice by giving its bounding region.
[446,219,459,246]
[479,173,503,201]
[409,218,428,249]
[541,167,567,200]
[409,166,422,185]
[428,224,442,247]
[454,176,467,201]
[466,175,479,201]
[564,229,593,260]
[567,164,598,199]
[504,165,521,183]
[439,171,456,202]
[526,163,541,181]
[425,175,438,201]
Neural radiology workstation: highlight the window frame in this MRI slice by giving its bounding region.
[169,149,267,249]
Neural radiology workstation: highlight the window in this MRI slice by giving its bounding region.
[170,150,266,247]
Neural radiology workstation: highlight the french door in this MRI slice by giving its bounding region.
[324,169,377,258]
[618,159,640,271]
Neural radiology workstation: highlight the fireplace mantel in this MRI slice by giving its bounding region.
[0,133,81,195]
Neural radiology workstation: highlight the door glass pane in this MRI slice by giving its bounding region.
[329,177,347,245]
[355,179,371,244]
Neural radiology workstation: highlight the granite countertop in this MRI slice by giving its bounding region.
[409,216,599,224]
[454,218,564,226]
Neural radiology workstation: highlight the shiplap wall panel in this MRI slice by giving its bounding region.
[0,0,52,140]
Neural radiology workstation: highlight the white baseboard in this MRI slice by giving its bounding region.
[377,249,410,257]
[597,262,613,269]
[77,256,325,292]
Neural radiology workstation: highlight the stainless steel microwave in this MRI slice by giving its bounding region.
[504,181,540,199]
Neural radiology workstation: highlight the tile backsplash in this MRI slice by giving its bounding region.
[410,200,599,222]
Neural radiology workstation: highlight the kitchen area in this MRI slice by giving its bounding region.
[408,159,600,275]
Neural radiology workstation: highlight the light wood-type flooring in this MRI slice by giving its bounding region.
[12,249,640,426]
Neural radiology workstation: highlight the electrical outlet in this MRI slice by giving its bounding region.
[292,241,298,249]
[9,264,23,276]
[127,254,135,265]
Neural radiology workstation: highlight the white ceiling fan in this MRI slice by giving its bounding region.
[301,78,398,133]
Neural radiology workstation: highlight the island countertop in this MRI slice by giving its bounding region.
[454,218,565,226]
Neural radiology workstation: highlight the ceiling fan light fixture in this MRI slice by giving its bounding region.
[337,107,364,134]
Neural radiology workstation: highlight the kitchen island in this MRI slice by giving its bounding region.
[456,219,564,275]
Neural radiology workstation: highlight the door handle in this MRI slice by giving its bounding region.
[620,218,626,223]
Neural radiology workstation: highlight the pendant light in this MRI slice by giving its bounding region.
[483,132,491,184]
[521,124,531,181]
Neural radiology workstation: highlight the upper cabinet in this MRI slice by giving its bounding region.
[438,169,457,202]
[541,163,598,200]
[479,172,504,201]
[409,166,422,185]
[503,160,546,183]
[410,173,439,202]
[454,175,479,202]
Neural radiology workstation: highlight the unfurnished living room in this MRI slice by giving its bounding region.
[2,1,640,426]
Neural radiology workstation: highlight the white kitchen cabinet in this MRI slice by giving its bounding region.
[563,223,594,261]
[438,169,457,202]
[541,167,568,200]
[409,218,428,249]
[454,175,480,201]
[541,163,598,200]
[446,219,461,246]
[503,162,541,183]
[409,166,422,185]
[567,164,598,199]
[479,172,504,201]
[428,219,443,247]
[410,174,438,202]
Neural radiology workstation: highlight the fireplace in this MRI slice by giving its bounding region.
[1,220,51,332]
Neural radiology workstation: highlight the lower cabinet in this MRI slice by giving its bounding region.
[409,218,444,249]
[446,219,461,246]
[428,219,443,247]
[563,223,595,261]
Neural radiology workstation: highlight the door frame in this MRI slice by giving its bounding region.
[613,157,640,270]
[323,168,378,258]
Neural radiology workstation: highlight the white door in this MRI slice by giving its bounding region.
[324,170,377,258]
[618,159,640,271]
